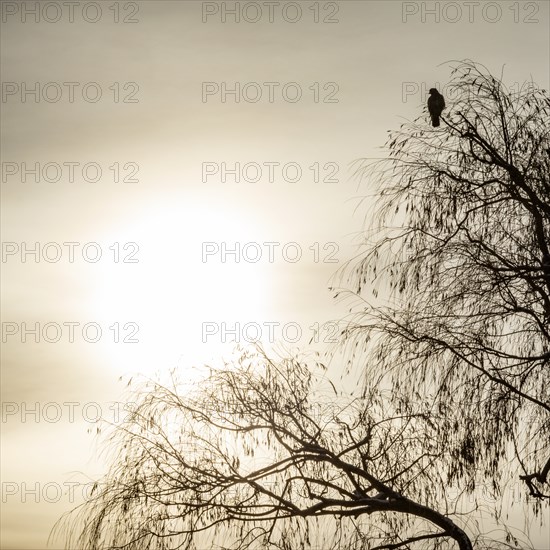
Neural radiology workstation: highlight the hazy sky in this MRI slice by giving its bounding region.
[1,1,549,548]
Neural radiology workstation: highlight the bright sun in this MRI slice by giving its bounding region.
[91,197,271,380]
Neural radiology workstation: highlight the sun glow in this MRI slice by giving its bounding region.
[91,197,271,380]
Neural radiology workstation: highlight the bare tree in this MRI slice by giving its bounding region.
[337,60,550,512]
[54,347,492,550]
[56,61,548,550]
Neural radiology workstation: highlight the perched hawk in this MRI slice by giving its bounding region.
[427,88,445,127]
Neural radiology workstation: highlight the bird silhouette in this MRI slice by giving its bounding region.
[428,88,445,127]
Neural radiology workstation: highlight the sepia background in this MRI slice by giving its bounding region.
[1,1,549,548]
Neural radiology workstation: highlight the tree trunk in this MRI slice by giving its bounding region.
[390,497,473,550]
